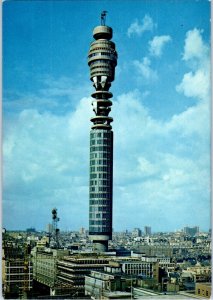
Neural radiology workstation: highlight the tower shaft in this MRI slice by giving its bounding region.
[89,129,113,251]
[88,17,117,252]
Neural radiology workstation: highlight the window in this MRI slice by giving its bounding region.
[90,174,97,179]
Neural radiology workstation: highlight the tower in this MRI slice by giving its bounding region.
[88,12,117,252]
[51,208,60,249]
[144,226,151,236]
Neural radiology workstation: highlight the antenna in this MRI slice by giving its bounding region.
[101,11,107,26]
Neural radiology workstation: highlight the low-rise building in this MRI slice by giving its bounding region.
[120,260,159,280]
[195,282,211,298]
[3,258,33,297]
[57,255,110,295]
[2,242,33,298]
[135,245,173,257]
[31,247,69,294]
[85,269,131,299]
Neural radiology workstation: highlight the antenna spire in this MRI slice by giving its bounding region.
[101,11,107,26]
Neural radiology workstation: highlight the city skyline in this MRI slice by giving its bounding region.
[3,0,211,232]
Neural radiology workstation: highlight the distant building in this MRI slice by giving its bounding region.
[132,228,142,237]
[135,245,173,257]
[46,223,53,233]
[183,226,199,237]
[141,256,175,273]
[26,227,36,233]
[186,266,211,282]
[79,227,86,235]
[144,226,152,236]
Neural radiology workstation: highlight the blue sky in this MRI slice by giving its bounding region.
[3,0,211,232]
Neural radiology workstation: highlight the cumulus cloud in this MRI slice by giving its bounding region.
[3,27,211,232]
[127,15,155,37]
[133,57,158,81]
[149,35,171,57]
[176,69,209,100]
[3,83,210,231]
[3,96,93,230]
[137,157,157,175]
[183,28,208,61]
[176,28,210,102]
[112,90,210,230]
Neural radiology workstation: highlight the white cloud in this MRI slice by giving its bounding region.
[3,85,210,231]
[3,28,211,231]
[183,28,208,61]
[3,97,93,230]
[166,101,210,139]
[176,69,209,100]
[111,89,210,230]
[137,157,158,176]
[149,35,171,57]
[176,28,210,102]
[133,57,158,81]
[127,15,155,37]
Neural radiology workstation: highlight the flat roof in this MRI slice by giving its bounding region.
[133,295,202,299]
[196,282,211,286]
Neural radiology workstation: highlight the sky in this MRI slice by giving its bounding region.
[3,0,211,232]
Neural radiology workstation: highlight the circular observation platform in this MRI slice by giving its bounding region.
[93,26,113,40]
[91,91,113,99]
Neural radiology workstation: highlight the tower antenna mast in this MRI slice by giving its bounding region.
[101,11,107,26]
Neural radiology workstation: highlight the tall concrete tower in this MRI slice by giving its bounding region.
[88,12,117,252]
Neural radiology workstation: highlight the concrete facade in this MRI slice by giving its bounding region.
[3,258,33,296]
[195,282,211,298]
[57,255,109,294]
[32,247,69,288]
[85,270,130,299]
[88,17,117,252]
[121,261,159,280]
